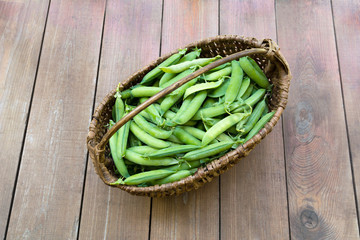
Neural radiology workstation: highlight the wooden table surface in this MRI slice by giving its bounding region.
[1,0,360,239]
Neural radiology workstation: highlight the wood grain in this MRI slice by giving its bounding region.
[78,0,162,239]
[276,0,359,238]
[332,0,360,223]
[150,1,219,239]
[5,0,106,238]
[219,1,289,239]
[0,0,49,238]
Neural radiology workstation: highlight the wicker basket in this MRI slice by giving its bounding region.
[87,35,291,197]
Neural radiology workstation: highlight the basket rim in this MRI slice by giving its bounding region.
[87,34,292,197]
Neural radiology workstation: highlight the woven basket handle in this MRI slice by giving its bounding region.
[97,47,268,150]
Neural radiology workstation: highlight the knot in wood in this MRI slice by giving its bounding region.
[300,209,318,229]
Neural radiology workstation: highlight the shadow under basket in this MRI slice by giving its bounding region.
[87,35,292,197]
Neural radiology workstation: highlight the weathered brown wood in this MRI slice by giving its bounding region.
[332,0,360,224]
[219,1,289,239]
[0,0,49,238]
[5,0,106,238]
[150,0,219,239]
[78,0,162,239]
[277,0,359,238]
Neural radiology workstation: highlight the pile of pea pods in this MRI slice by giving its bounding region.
[109,48,275,186]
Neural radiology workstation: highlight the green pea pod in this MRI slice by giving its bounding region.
[128,132,142,147]
[240,83,253,100]
[159,48,201,87]
[131,86,163,98]
[124,150,178,167]
[147,145,200,158]
[160,56,221,73]
[203,66,232,81]
[108,120,130,178]
[116,121,130,159]
[207,62,231,73]
[172,91,207,126]
[161,68,196,88]
[129,121,171,148]
[203,98,217,108]
[184,79,223,99]
[167,134,183,144]
[244,111,276,142]
[133,114,172,139]
[173,127,202,145]
[139,97,164,126]
[192,101,244,120]
[165,161,201,171]
[114,94,124,122]
[262,103,269,116]
[111,169,176,185]
[112,105,116,121]
[208,77,230,98]
[163,109,197,126]
[233,89,266,113]
[236,76,251,100]
[141,48,187,85]
[239,56,270,89]
[240,99,267,135]
[225,60,243,107]
[160,78,198,113]
[202,113,249,146]
[127,146,157,155]
[120,89,132,99]
[151,169,197,186]
[183,142,234,161]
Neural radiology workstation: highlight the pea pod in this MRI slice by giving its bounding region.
[111,169,176,185]
[208,77,230,98]
[139,97,164,126]
[239,56,270,89]
[160,78,198,113]
[233,89,266,113]
[192,101,244,120]
[131,86,163,98]
[181,126,218,144]
[114,94,125,122]
[183,142,234,161]
[127,146,157,155]
[160,56,221,73]
[202,113,249,146]
[165,161,202,171]
[129,132,142,147]
[244,111,276,142]
[120,89,132,99]
[152,169,197,185]
[203,66,232,81]
[125,150,178,166]
[161,68,196,88]
[225,60,243,107]
[141,49,186,85]
[184,79,223,99]
[129,121,171,148]
[173,127,201,145]
[147,145,200,158]
[159,48,201,87]
[108,120,130,178]
[171,91,207,126]
[239,99,267,134]
[163,109,197,126]
[207,62,231,72]
[240,83,253,100]
[133,114,172,139]
[236,76,251,100]
[203,97,217,108]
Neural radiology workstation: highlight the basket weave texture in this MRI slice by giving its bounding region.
[87,35,291,197]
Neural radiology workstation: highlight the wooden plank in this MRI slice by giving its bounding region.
[219,1,289,239]
[150,1,219,239]
[78,0,162,239]
[5,0,106,239]
[332,0,360,223]
[0,0,49,238]
[276,0,359,238]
